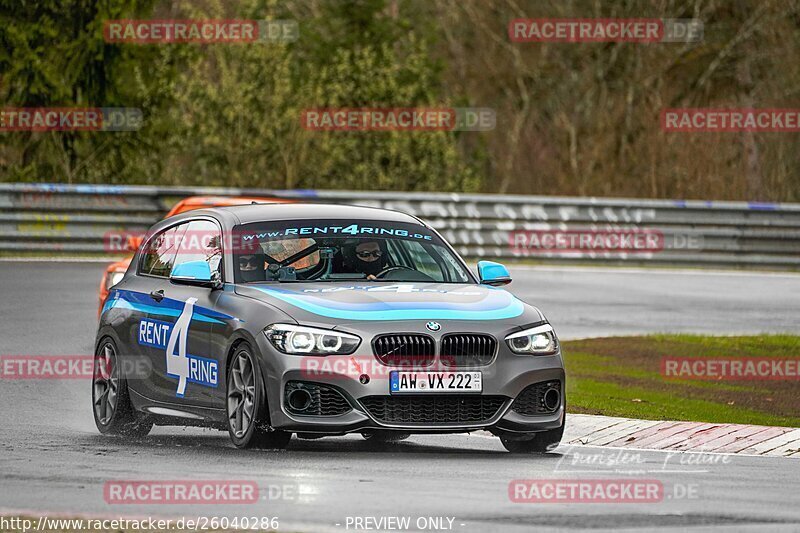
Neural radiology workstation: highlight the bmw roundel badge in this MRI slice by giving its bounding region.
[426,321,441,332]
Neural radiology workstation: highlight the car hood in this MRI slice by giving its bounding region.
[234,282,544,328]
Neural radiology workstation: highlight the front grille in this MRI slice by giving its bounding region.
[511,381,561,416]
[285,381,352,416]
[360,395,507,425]
[373,334,435,367]
[440,334,497,367]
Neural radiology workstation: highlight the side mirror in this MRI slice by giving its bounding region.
[170,260,221,289]
[477,260,512,286]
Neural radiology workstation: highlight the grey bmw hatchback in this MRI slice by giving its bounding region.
[93,203,566,453]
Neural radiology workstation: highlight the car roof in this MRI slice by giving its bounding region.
[205,202,424,226]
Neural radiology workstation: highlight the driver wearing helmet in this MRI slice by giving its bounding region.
[238,252,266,282]
[342,240,388,280]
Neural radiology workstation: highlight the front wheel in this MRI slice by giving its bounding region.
[92,338,152,437]
[226,343,291,450]
[500,417,565,454]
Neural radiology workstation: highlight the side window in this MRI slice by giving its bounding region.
[172,220,223,276]
[139,225,183,278]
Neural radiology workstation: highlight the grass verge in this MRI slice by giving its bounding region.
[562,335,800,427]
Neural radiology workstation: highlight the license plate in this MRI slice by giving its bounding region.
[389,371,482,394]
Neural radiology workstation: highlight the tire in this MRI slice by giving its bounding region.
[92,338,153,437]
[361,431,410,444]
[226,342,291,450]
[500,416,565,454]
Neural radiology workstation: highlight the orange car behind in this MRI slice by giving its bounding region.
[98,196,288,316]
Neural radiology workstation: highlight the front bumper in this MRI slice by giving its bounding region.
[255,327,566,435]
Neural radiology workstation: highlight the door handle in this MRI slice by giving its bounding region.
[149,289,165,302]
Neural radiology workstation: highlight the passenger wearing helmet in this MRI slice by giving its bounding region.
[342,240,388,280]
[238,252,266,282]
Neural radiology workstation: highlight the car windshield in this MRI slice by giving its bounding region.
[232,219,472,284]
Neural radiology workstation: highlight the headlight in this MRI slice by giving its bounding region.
[265,324,361,355]
[106,271,125,290]
[505,324,558,355]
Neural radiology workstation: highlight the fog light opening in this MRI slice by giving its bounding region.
[288,389,313,411]
[543,388,560,411]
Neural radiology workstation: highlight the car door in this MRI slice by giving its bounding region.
[131,220,208,407]
[143,218,225,408]
[122,223,183,404]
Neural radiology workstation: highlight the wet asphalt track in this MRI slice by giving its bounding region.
[0,261,799,532]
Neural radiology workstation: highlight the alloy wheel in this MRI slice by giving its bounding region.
[228,350,256,438]
[93,342,119,425]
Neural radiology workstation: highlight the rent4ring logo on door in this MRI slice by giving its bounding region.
[137,298,218,397]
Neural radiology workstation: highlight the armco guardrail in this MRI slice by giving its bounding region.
[0,182,798,268]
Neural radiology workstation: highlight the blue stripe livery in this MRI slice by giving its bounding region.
[251,286,524,321]
[103,289,233,324]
